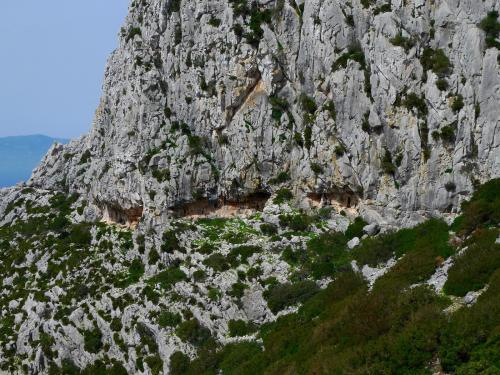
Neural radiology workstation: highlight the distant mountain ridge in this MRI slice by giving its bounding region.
[0,135,68,188]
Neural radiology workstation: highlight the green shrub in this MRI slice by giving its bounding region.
[137,322,158,353]
[149,267,187,289]
[122,259,144,286]
[403,93,428,118]
[161,230,179,252]
[264,280,319,313]
[451,94,464,112]
[373,3,391,15]
[332,44,366,71]
[159,311,182,328]
[228,319,257,337]
[228,282,248,299]
[208,16,221,27]
[176,319,211,347]
[324,100,337,120]
[310,162,323,174]
[83,328,103,354]
[203,253,230,272]
[439,125,456,142]
[169,351,190,375]
[299,94,317,114]
[228,245,261,266]
[436,78,449,91]
[78,150,92,165]
[152,168,170,182]
[192,269,206,282]
[279,213,312,232]
[454,178,500,234]
[273,188,293,204]
[208,287,222,301]
[345,217,367,238]
[420,48,452,77]
[145,355,163,375]
[479,11,500,49]
[381,148,396,175]
[444,229,500,296]
[110,318,123,332]
[126,27,142,42]
[389,32,414,52]
[169,0,183,13]
[260,222,278,235]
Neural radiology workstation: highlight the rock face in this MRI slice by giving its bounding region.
[29,0,500,228]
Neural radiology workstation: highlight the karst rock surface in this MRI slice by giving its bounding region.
[28,0,500,227]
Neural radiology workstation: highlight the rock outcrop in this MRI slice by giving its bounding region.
[29,0,500,228]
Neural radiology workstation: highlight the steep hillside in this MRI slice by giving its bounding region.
[0,0,499,373]
[30,0,499,228]
[0,175,498,373]
[0,136,67,188]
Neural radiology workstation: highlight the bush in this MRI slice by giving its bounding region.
[83,328,103,354]
[332,44,366,71]
[123,259,144,286]
[137,322,158,353]
[479,11,500,49]
[110,318,123,332]
[260,222,278,235]
[310,162,323,174]
[444,229,500,296]
[345,217,366,239]
[161,230,179,252]
[150,267,187,289]
[145,355,163,375]
[125,27,142,43]
[451,94,464,113]
[169,351,190,375]
[208,16,221,27]
[279,213,312,232]
[420,48,452,77]
[436,78,449,91]
[444,181,456,192]
[454,178,500,234]
[228,245,261,266]
[270,171,290,184]
[192,269,206,282]
[389,32,414,52]
[439,125,456,142]
[228,319,257,337]
[228,282,248,299]
[299,94,318,114]
[158,311,182,328]
[381,148,396,175]
[203,253,230,272]
[403,93,428,118]
[176,319,211,347]
[264,280,319,313]
[273,188,293,204]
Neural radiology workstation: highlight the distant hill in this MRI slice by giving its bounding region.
[0,135,68,188]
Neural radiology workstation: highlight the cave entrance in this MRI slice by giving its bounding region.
[174,192,271,219]
[101,204,144,228]
[307,191,359,212]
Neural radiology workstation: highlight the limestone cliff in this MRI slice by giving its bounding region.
[30,0,500,227]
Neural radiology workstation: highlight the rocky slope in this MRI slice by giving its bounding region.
[1,0,500,374]
[30,0,500,228]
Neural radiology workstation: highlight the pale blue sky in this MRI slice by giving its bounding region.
[0,1,129,139]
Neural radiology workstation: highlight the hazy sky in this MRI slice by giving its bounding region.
[0,1,129,139]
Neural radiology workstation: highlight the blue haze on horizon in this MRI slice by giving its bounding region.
[0,1,129,140]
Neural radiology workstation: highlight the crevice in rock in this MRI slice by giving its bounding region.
[225,71,262,125]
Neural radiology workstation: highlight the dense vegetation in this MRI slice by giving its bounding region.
[174,179,500,374]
